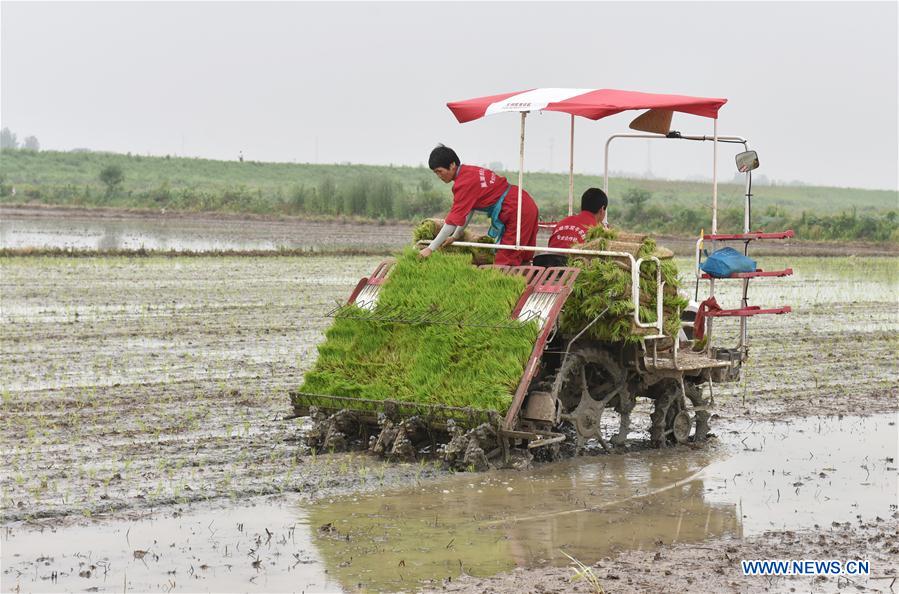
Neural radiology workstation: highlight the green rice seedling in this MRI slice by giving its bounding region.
[298,249,538,416]
[560,228,687,343]
[412,219,496,265]
[562,550,605,594]
[412,219,441,243]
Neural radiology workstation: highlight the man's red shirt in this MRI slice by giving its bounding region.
[548,210,598,249]
[444,165,510,226]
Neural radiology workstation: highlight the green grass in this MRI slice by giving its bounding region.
[298,249,538,413]
[2,148,896,222]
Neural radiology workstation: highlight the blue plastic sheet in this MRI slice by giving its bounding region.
[700,247,757,278]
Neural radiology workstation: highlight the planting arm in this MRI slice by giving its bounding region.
[427,223,457,251]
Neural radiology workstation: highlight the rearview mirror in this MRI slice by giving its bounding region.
[735,150,759,173]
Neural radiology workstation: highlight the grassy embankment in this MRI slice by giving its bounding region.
[1,148,896,242]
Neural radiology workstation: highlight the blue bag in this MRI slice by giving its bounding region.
[700,247,757,277]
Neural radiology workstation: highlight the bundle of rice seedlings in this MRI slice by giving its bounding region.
[299,249,538,414]
[412,218,442,243]
[561,227,687,343]
[412,219,496,266]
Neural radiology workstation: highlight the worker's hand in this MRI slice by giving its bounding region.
[419,247,432,259]
[443,237,455,247]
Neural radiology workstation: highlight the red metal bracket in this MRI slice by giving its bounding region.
[504,266,581,431]
[704,230,794,241]
[347,259,395,305]
[537,266,580,292]
[479,264,544,288]
[700,267,793,280]
[704,305,792,317]
[367,260,393,284]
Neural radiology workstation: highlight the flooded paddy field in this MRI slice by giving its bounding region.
[1,253,897,592]
[0,206,410,253]
[4,205,897,257]
[3,416,896,593]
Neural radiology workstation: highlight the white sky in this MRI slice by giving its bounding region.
[1,1,897,190]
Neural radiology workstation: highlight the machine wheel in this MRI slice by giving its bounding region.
[649,380,689,448]
[551,346,631,451]
[671,409,692,444]
[684,380,711,441]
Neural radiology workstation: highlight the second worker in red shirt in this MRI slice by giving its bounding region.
[419,145,539,266]
[547,188,608,249]
[533,188,608,268]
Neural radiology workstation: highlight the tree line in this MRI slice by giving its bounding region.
[1,152,896,242]
[1,128,40,151]
[611,188,899,243]
[3,163,450,221]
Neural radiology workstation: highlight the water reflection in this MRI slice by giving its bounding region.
[309,450,740,590]
[0,210,409,252]
[0,216,278,251]
[309,414,896,592]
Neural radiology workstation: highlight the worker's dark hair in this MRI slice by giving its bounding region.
[429,144,460,170]
[581,188,608,213]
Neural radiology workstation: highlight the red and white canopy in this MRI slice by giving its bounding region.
[447,88,727,124]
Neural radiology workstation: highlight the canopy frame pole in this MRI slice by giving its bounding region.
[568,114,575,216]
[603,131,747,228]
[712,118,719,235]
[516,111,526,248]
[739,140,753,352]
[706,117,719,349]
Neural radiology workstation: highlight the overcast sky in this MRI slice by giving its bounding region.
[2,1,897,190]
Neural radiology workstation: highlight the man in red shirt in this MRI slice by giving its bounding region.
[532,188,608,268]
[419,145,539,266]
[547,188,608,249]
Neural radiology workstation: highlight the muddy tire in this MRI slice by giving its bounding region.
[684,381,711,441]
[648,381,688,448]
[552,346,632,451]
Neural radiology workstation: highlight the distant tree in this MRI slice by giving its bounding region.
[622,187,652,221]
[345,179,368,215]
[317,177,338,215]
[289,185,308,213]
[99,164,125,194]
[22,136,40,151]
[367,178,396,219]
[0,127,17,149]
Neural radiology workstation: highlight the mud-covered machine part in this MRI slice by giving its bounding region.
[291,260,740,467]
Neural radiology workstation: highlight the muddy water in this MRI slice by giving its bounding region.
[0,209,409,252]
[309,415,896,591]
[5,415,893,593]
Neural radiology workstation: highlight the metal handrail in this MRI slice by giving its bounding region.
[447,240,668,340]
